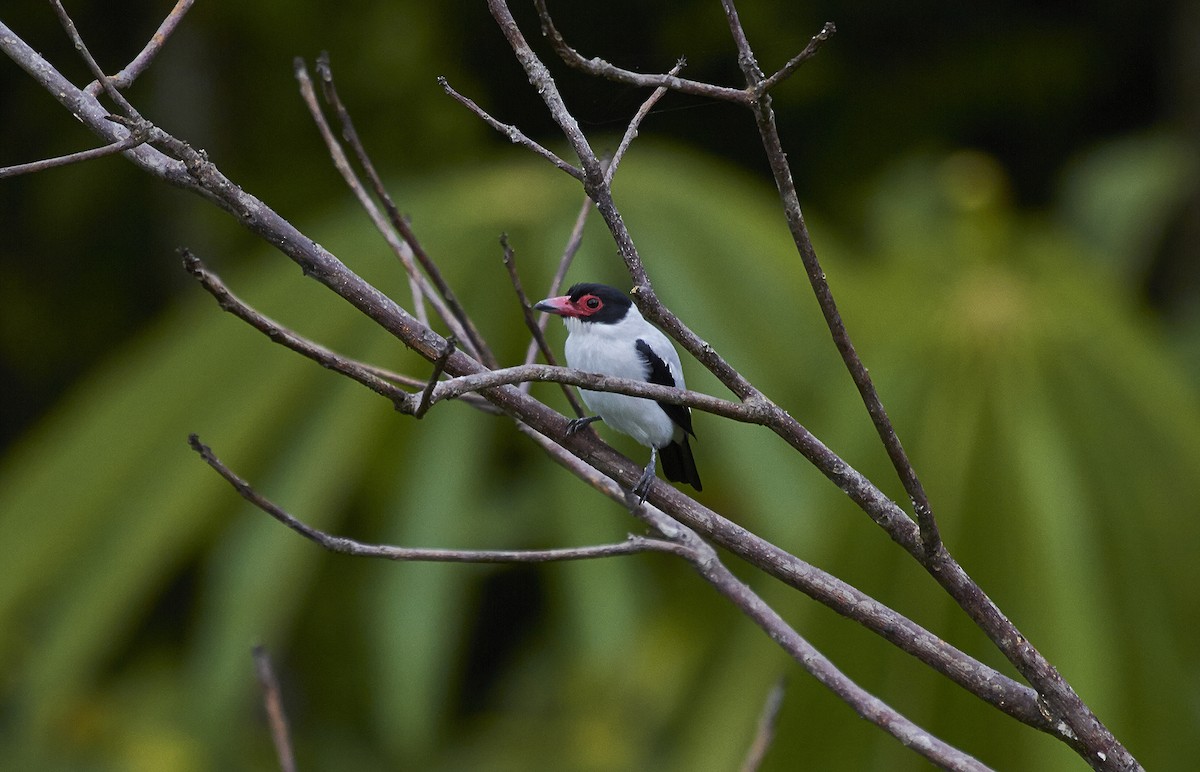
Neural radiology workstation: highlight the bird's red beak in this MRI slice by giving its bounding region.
[533,295,582,317]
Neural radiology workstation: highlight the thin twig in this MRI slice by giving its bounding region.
[316,54,496,368]
[501,235,587,417]
[85,0,196,96]
[415,336,456,418]
[603,59,686,186]
[534,0,748,104]
[730,22,942,552]
[0,132,146,179]
[719,0,763,82]
[293,58,435,330]
[757,21,837,95]
[740,678,786,772]
[502,234,558,366]
[548,196,591,294]
[189,434,682,563]
[49,0,141,119]
[182,248,415,413]
[182,247,499,414]
[489,1,605,187]
[438,76,584,180]
[520,194,592,375]
[252,645,297,772]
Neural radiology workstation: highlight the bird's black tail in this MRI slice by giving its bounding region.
[659,436,702,491]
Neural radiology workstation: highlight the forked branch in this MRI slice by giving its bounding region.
[189,431,991,770]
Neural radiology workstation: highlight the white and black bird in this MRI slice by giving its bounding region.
[534,283,702,502]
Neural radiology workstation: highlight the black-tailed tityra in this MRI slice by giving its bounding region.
[534,283,702,502]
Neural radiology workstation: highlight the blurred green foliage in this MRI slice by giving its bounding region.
[1,140,1198,769]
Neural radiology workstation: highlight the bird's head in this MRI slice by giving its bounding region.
[533,283,632,325]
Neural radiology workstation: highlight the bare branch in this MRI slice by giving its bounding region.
[182,246,497,414]
[84,0,196,97]
[742,70,942,552]
[252,645,297,772]
[0,131,146,179]
[758,21,838,94]
[438,75,583,180]
[486,1,604,184]
[294,58,435,328]
[49,0,141,119]
[718,0,763,82]
[182,248,415,412]
[315,55,496,367]
[534,0,748,103]
[189,434,683,563]
[603,58,686,186]
[354,361,500,414]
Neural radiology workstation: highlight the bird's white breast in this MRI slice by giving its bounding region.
[562,309,683,449]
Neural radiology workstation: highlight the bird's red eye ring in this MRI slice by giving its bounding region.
[584,296,601,310]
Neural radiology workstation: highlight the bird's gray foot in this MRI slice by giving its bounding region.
[634,451,658,504]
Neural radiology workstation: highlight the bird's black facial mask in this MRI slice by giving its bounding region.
[534,283,632,324]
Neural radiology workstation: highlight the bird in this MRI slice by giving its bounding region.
[534,282,701,502]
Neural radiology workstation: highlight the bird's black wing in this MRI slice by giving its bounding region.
[636,340,702,490]
[635,339,695,437]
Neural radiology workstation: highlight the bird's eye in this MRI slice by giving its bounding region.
[585,296,601,310]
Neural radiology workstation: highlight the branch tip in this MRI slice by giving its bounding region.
[316,50,332,82]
